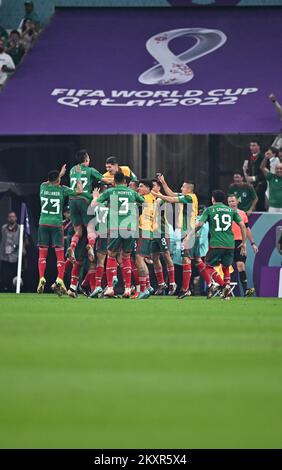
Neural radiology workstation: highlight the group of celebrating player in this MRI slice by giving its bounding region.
[37,149,257,300]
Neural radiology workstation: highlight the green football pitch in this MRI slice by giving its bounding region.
[0,294,281,449]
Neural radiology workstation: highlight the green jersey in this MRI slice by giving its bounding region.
[200,203,242,249]
[39,183,77,227]
[93,203,109,237]
[69,164,103,203]
[266,173,282,208]
[177,193,198,232]
[97,185,144,231]
[228,183,257,212]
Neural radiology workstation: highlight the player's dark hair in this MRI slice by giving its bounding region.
[140,179,153,191]
[75,149,88,163]
[114,171,125,184]
[249,139,261,147]
[233,169,244,177]
[10,30,20,37]
[48,170,60,182]
[212,189,225,203]
[227,194,238,200]
[106,156,118,165]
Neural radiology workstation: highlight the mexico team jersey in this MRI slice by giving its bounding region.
[93,203,109,237]
[39,183,77,227]
[69,164,103,203]
[139,193,156,238]
[102,166,137,183]
[177,192,198,232]
[227,183,257,212]
[201,203,242,249]
[232,209,248,241]
[265,172,282,208]
[97,185,144,231]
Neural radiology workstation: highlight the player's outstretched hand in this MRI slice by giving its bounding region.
[92,188,100,199]
[59,163,67,178]
[151,190,160,197]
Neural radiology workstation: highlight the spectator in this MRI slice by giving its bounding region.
[0,38,15,89]
[0,212,26,292]
[242,140,266,211]
[269,94,282,152]
[6,30,26,67]
[0,25,9,43]
[269,93,282,121]
[228,170,258,215]
[18,1,40,32]
[264,149,280,207]
[260,154,282,213]
[21,19,38,51]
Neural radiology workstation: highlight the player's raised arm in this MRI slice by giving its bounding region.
[158,175,178,197]
[260,151,270,176]
[59,163,67,178]
[90,166,105,182]
[91,188,101,206]
[151,190,179,203]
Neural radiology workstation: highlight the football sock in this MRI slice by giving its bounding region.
[38,247,48,279]
[239,270,248,293]
[140,276,147,293]
[182,261,192,291]
[208,266,225,287]
[196,260,211,285]
[64,259,73,273]
[131,258,139,286]
[167,265,175,285]
[95,265,104,287]
[222,266,231,285]
[88,268,96,291]
[154,267,165,286]
[70,261,82,290]
[122,256,132,289]
[70,233,80,251]
[87,229,96,248]
[106,256,117,288]
[55,247,65,280]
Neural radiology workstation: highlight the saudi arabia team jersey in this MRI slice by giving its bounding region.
[39,183,78,227]
[200,203,242,249]
[97,185,144,231]
[102,166,137,183]
[266,172,282,208]
[177,192,198,232]
[69,164,103,203]
[139,193,156,238]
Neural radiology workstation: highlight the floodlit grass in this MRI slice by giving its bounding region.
[0,294,281,448]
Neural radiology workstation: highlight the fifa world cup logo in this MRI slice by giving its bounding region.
[138,28,227,85]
